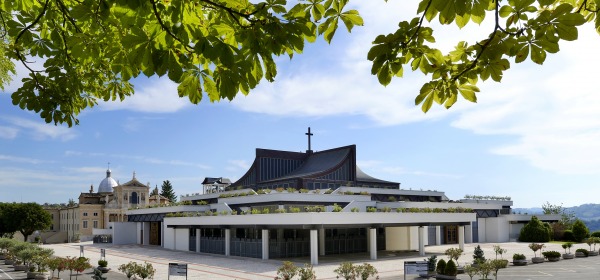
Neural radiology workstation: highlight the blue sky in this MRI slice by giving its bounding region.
[1,2,600,208]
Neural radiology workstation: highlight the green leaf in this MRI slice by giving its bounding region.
[458,84,479,102]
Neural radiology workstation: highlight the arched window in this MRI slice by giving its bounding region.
[130,192,139,204]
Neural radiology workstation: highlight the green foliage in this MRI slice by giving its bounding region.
[298,263,316,280]
[512,253,526,260]
[528,243,545,258]
[444,259,457,276]
[118,261,155,280]
[366,207,377,213]
[476,260,493,280]
[576,248,589,256]
[354,263,378,280]
[572,219,590,242]
[591,231,600,238]
[98,259,108,267]
[519,216,551,242]
[436,259,446,275]
[334,262,356,280]
[493,245,507,259]
[561,242,573,253]
[473,245,486,263]
[542,251,561,259]
[445,247,463,262]
[160,180,177,203]
[91,268,107,280]
[332,203,343,212]
[0,203,52,241]
[425,255,437,272]
[464,264,477,280]
[563,230,575,241]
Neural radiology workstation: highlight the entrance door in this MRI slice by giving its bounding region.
[444,225,458,244]
[149,222,161,245]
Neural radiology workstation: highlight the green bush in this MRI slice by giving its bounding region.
[512,253,526,260]
[563,230,575,241]
[576,248,589,256]
[572,219,590,242]
[518,216,551,242]
[542,251,561,259]
[473,245,486,263]
[444,259,457,276]
[425,255,437,272]
[276,261,298,280]
[436,259,446,275]
[591,231,600,238]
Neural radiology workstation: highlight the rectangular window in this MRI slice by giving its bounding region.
[83,221,88,229]
[93,221,98,228]
[93,212,98,216]
[83,212,88,216]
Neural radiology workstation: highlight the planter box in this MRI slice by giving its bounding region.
[575,252,588,258]
[4,259,14,265]
[547,257,560,262]
[98,266,110,273]
[512,259,527,266]
[14,264,28,271]
[588,251,598,256]
[562,253,574,259]
[531,257,544,264]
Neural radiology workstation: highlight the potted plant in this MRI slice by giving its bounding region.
[297,263,316,280]
[512,253,527,266]
[463,264,478,280]
[472,245,486,266]
[542,251,561,262]
[575,248,589,258]
[97,259,110,273]
[422,255,437,277]
[333,262,356,280]
[562,242,574,259]
[354,263,378,280]
[528,243,545,263]
[492,245,508,268]
[586,237,599,256]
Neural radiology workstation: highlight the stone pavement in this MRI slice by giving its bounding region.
[39,242,599,279]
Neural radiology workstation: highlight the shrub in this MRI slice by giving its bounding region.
[332,204,343,212]
[591,231,600,238]
[576,248,589,256]
[276,261,298,280]
[444,259,457,276]
[528,243,545,258]
[425,255,437,272]
[464,264,477,280]
[436,259,446,275]
[562,242,573,254]
[445,248,463,262]
[351,207,360,212]
[98,259,108,267]
[473,245,486,263]
[198,200,208,205]
[572,219,590,242]
[563,230,575,241]
[519,216,551,242]
[382,206,392,212]
[299,188,309,193]
[287,187,296,193]
[512,253,526,260]
[334,262,356,280]
[354,263,378,280]
[493,245,507,259]
[542,251,561,259]
[366,207,377,213]
[298,263,316,280]
[387,196,397,202]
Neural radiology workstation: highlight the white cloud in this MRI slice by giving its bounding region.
[0,126,18,139]
[99,78,189,113]
[1,116,76,141]
[0,154,53,164]
[452,28,600,174]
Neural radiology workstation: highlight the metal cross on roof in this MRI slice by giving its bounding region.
[305,127,313,153]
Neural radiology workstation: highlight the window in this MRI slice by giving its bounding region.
[93,212,98,216]
[83,212,88,217]
[93,221,99,228]
[83,221,88,229]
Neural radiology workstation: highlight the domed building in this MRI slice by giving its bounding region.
[47,167,165,243]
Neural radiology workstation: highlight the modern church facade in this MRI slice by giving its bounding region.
[116,131,560,264]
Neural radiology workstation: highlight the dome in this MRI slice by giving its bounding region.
[98,169,118,193]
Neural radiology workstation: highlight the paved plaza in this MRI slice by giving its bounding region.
[3,242,581,279]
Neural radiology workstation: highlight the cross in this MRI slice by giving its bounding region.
[305,127,313,153]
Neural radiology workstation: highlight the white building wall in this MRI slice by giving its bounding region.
[510,223,523,241]
[174,228,189,251]
[163,225,175,250]
[385,226,422,250]
[483,216,510,243]
[112,222,138,245]
[477,218,486,243]
[136,222,142,244]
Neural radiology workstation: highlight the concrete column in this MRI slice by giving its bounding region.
[369,228,377,260]
[435,226,441,245]
[196,229,201,253]
[465,223,473,244]
[319,228,325,256]
[418,226,425,256]
[262,229,269,260]
[367,228,371,252]
[225,229,231,256]
[310,229,318,265]
[161,222,164,248]
[458,225,465,251]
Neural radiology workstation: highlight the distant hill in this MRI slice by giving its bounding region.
[513,203,600,232]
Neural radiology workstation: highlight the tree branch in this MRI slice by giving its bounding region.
[403,0,433,48]
[150,0,194,52]
[54,0,83,33]
[451,0,501,82]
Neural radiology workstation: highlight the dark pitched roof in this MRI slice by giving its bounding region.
[202,177,232,184]
[356,166,398,184]
[263,146,350,182]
